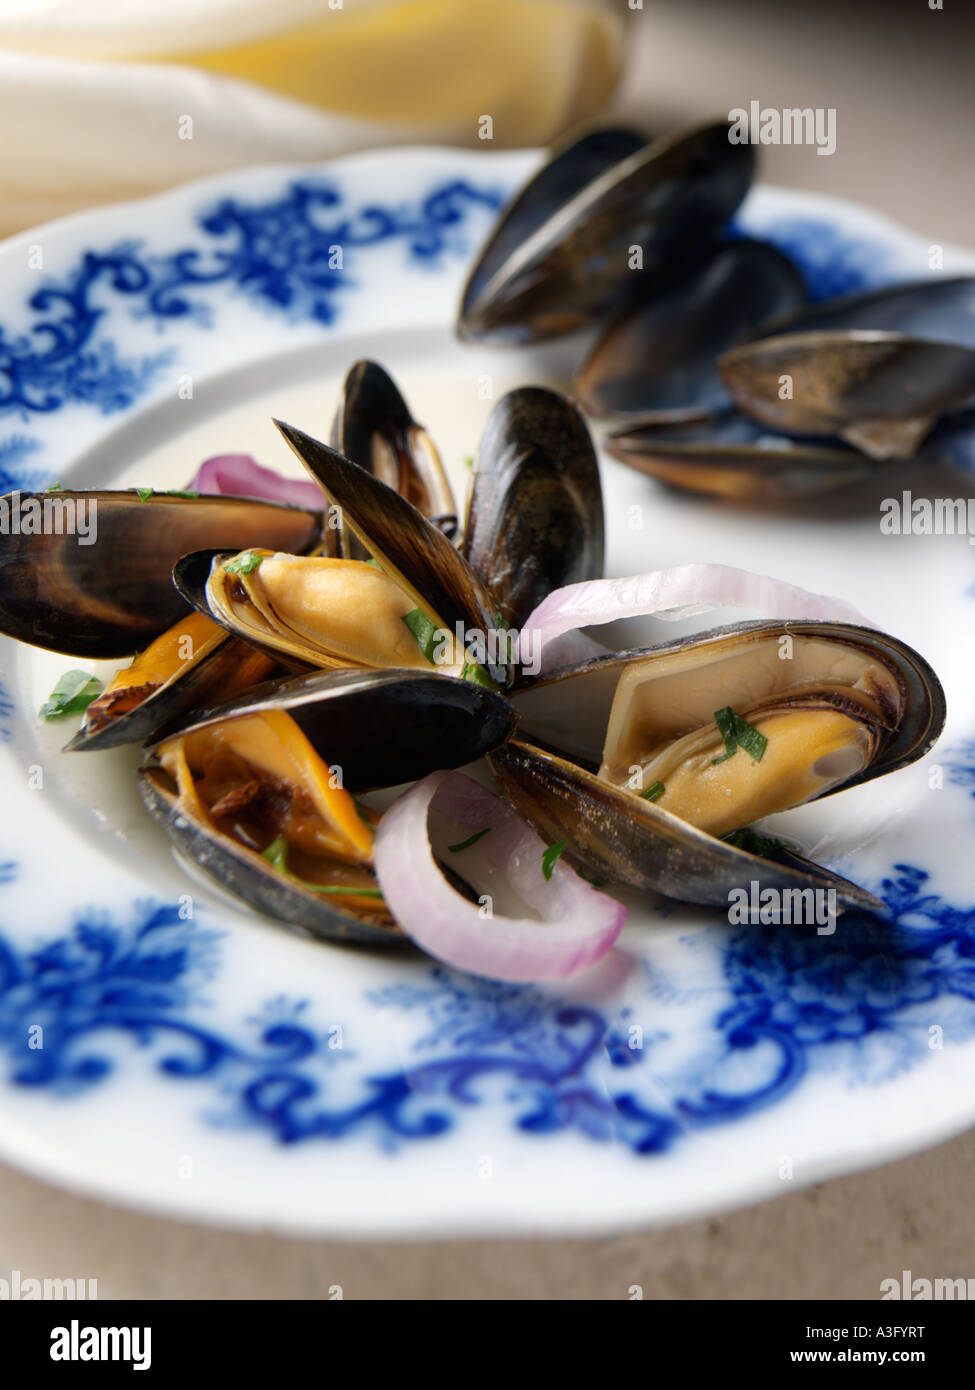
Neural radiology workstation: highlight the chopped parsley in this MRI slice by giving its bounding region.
[39,669,104,720]
[165,489,200,499]
[223,551,263,576]
[542,839,567,880]
[261,835,384,897]
[402,607,439,664]
[448,827,492,853]
[46,481,62,492]
[460,659,501,690]
[711,706,768,765]
[640,780,666,802]
[134,487,153,503]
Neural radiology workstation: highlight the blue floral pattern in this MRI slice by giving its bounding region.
[736,215,894,300]
[0,179,503,424]
[1,849,973,1154]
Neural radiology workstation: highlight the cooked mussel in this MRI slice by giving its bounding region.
[0,491,323,658]
[331,359,457,542]
[574,239,806,420]
[719,276,975,460]
[175,546,468,676]
[140,668,517,945]
[492,620,944,912]
[458,120,754,343]
[461,387,604,628]
[720,329,975,461]
[458,125,648,334]
[605,412,876,501]
[178,392,605,688]
[67,611,280,752]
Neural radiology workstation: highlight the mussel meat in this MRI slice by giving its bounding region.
[140,668,517,944]
[492,620,944,911]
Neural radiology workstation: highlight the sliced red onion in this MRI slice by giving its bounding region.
[519,563,873,673]
[187,454,325,510]
[373,771,626,982]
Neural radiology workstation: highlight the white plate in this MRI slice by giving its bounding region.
[0,147,973,1237]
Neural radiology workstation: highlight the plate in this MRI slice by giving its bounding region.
[1,147,973,1238]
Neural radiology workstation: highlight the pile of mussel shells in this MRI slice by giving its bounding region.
[457,118,975,501]
[0,355,946,954]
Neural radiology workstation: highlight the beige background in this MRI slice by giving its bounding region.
[2,0,974,1298]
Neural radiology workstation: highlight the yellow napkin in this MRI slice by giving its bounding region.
[0,0,623,236]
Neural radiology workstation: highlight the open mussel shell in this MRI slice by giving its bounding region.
[139,770,398,947]
[65,631,279,752]
[515,620,944,788]
[149,667,518,791]
[273,420,511,685]
[720,329,975,460]
[140,668,518,947]
[498,619,944,912]
[457,120,755,344]
[489,738,885,914]
[331,360,457,542]
[574,239,806,419]
[605,412,876,501]
[0,491,322,658]
[462,387,604,628]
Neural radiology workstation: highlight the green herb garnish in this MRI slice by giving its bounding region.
[542,839,567,881]
[224,551,263,576]
[46,481,62,492]
[261,835,384,897]
[448,827,492,853]
[460,659,501,691]
[165,489,200,499]
[711,706,768,765]
[464,455,475,470]
[39,669,104,720]
[135,487,153,503]
[402,607,439,665]
[640,780,666,802]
